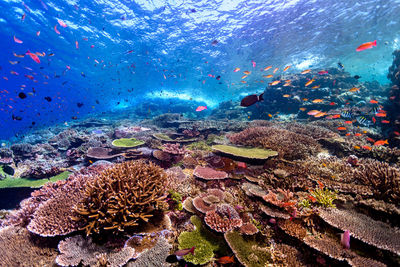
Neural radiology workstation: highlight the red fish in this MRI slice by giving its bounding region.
[308,195,317,202]
[317,180,324,189]
[366,137,375,143]
[337,127,346,131]
[237,162,247,169]
[372,117,376,124]
[13,35,23,43]
[394,131,400,136]
[57,19,68,27]
[362,145,372,151]
[217,256,235,264]
[375,112,386,117]
[318,70,328,75]
[21,13,26,21]
[26,51,40,63]
[381,120,390,124]
[174,246,195,257]
[356,40,376,52]
[341,230,351,249]
[369,99,378,104]
[344,120,352,124]
[354,133,362,137]
[54,25,60,34]
[195,106,207,112]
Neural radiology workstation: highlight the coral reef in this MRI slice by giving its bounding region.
[126,236,172,267]
[73,160,167,235]
[56,235,135,267]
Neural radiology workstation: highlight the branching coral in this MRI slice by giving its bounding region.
[228,126,320,160]
[72,160,167,236]
[353,158,400,202]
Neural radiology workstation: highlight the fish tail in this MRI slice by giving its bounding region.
[373,40,377,46]
[189,246,195,255]
[259,93,264,101]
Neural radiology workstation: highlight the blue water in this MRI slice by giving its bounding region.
[1,0,400,139]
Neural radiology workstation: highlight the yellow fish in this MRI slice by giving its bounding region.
[243,71,251,75]
[349,87,360,92]
[283,65,291,71]
[263,75,273,78]
[270,80,280,86]
[301,69,311,74]
[264,66,272,71]
[305,79,315,86]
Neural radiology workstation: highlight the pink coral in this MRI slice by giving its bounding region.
[161,143,186,155]
[204,204,242,232]
[193,166,228,180]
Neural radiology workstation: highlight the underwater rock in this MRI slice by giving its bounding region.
[212,144,278,162]
[56,235,135,267]
[10,143,34,160]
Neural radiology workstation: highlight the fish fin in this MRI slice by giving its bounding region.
[373,40,377,46]
[258,93,264,101]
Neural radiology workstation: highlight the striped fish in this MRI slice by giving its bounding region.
[341,111,352,118]
[356,116,372,127]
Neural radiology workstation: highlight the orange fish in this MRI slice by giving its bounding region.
[9,61,19,65]
[375,112,386,117]
[241,75,248,79]
[217,256,235,264]
[366,137,375,143]
[282,94,290,98]
[308,195,317,202]
[332,114,341,119]
[241,80,246,84]
[362,145,372,151]
[13,52,24,58]
[273,67,279,73]
[234,67,240,72]
[282,202,296,207]
[354,133,362,136]
[369,99,378,104]
[354,145,361,150]
[301,69,311,74]
[344,120,353,124]
[307,110,320,116]
[312,85,320,89]
[372,117,376,124]
[57,19,68,28]
[305,79,315,86]
[13,35,23,43]
[349,87,360,92]
[243,71,251,75]
[299,107,306,111]
[283,65,291,72]
[317,181,324,189]
[263,74,273,78]
[303,98,308,101]
[381,120,390,124]
[356,40,376,52]
[312,99,324,103]
[264,66,272,71]
[314,112,326,118]
[270,80,280,86]
[337,127,346,131]
[373,139,388,146]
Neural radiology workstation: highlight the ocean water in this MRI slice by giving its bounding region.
[1,1,400,266]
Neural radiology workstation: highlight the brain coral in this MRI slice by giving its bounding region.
[72,160,168,236]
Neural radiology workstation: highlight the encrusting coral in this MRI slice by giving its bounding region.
[204,204,243,232]
[72,160,167,236]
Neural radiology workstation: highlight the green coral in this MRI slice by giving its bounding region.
[212,145,278,160]
[206,134,225,145]
[111,138,145,148]
[178,216,227,265]
[0,171,70,189]
[168,190,183,211]
[186,141,212,152]
[310,188,338,208]
[298,199,311,209]
[224,230,273,267]
[153,133,174,141]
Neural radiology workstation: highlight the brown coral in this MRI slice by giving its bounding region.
[229,126,320,160]
[72,160,167,236]
[193,166,228,180]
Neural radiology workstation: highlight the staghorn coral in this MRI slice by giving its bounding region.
[56,235,135,267]
[353,158,400,202]
[318,208,400,255]
[73,160,167,236]
[0,225,58,267]
[229,126,320,160]
[204,204,243,232]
